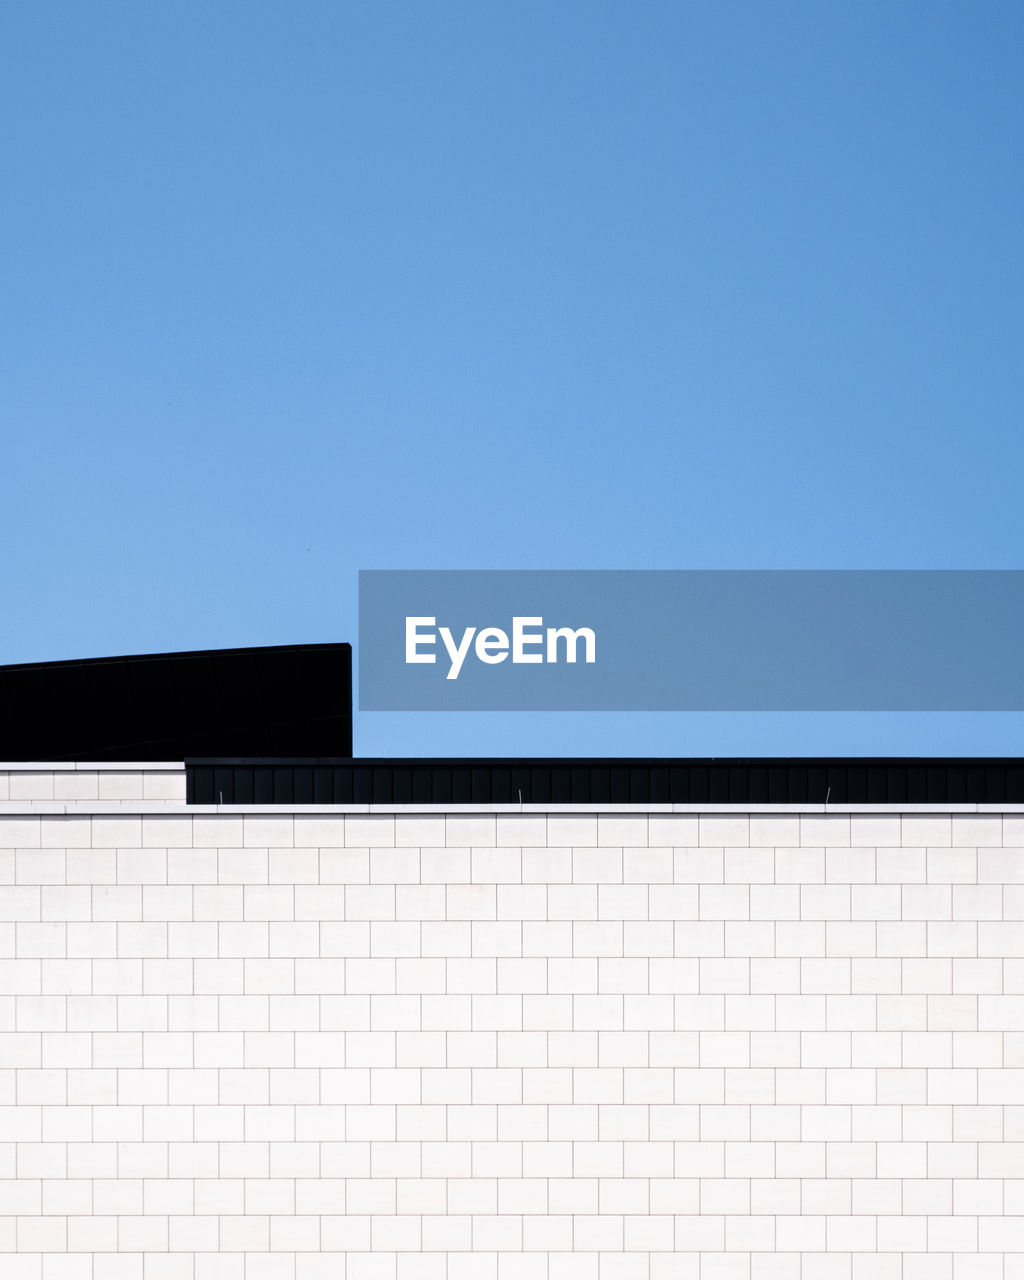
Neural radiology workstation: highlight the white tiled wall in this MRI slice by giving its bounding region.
[3,770,1024,1279]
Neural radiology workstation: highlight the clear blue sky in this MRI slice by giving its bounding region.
[2,2,1023,757]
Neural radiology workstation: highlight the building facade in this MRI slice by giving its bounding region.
[3,760,1022,1280]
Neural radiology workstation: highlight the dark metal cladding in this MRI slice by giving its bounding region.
[185,757,1024,806]
[0,644,352,761]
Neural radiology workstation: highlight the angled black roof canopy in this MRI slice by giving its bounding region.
[0,643,352,761]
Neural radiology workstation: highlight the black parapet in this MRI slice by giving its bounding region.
[186,755,1024,806]
[0,643,352,761]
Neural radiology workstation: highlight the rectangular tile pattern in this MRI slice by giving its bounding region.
[3,802,1024,1279]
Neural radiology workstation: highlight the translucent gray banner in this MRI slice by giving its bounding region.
[358,570,1024,711]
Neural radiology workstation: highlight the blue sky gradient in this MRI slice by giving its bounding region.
[2,2,1023,756]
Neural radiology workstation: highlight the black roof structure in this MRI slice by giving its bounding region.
[187,756,1024,806]
[0,643,352,761]
[1,643,1020,803]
